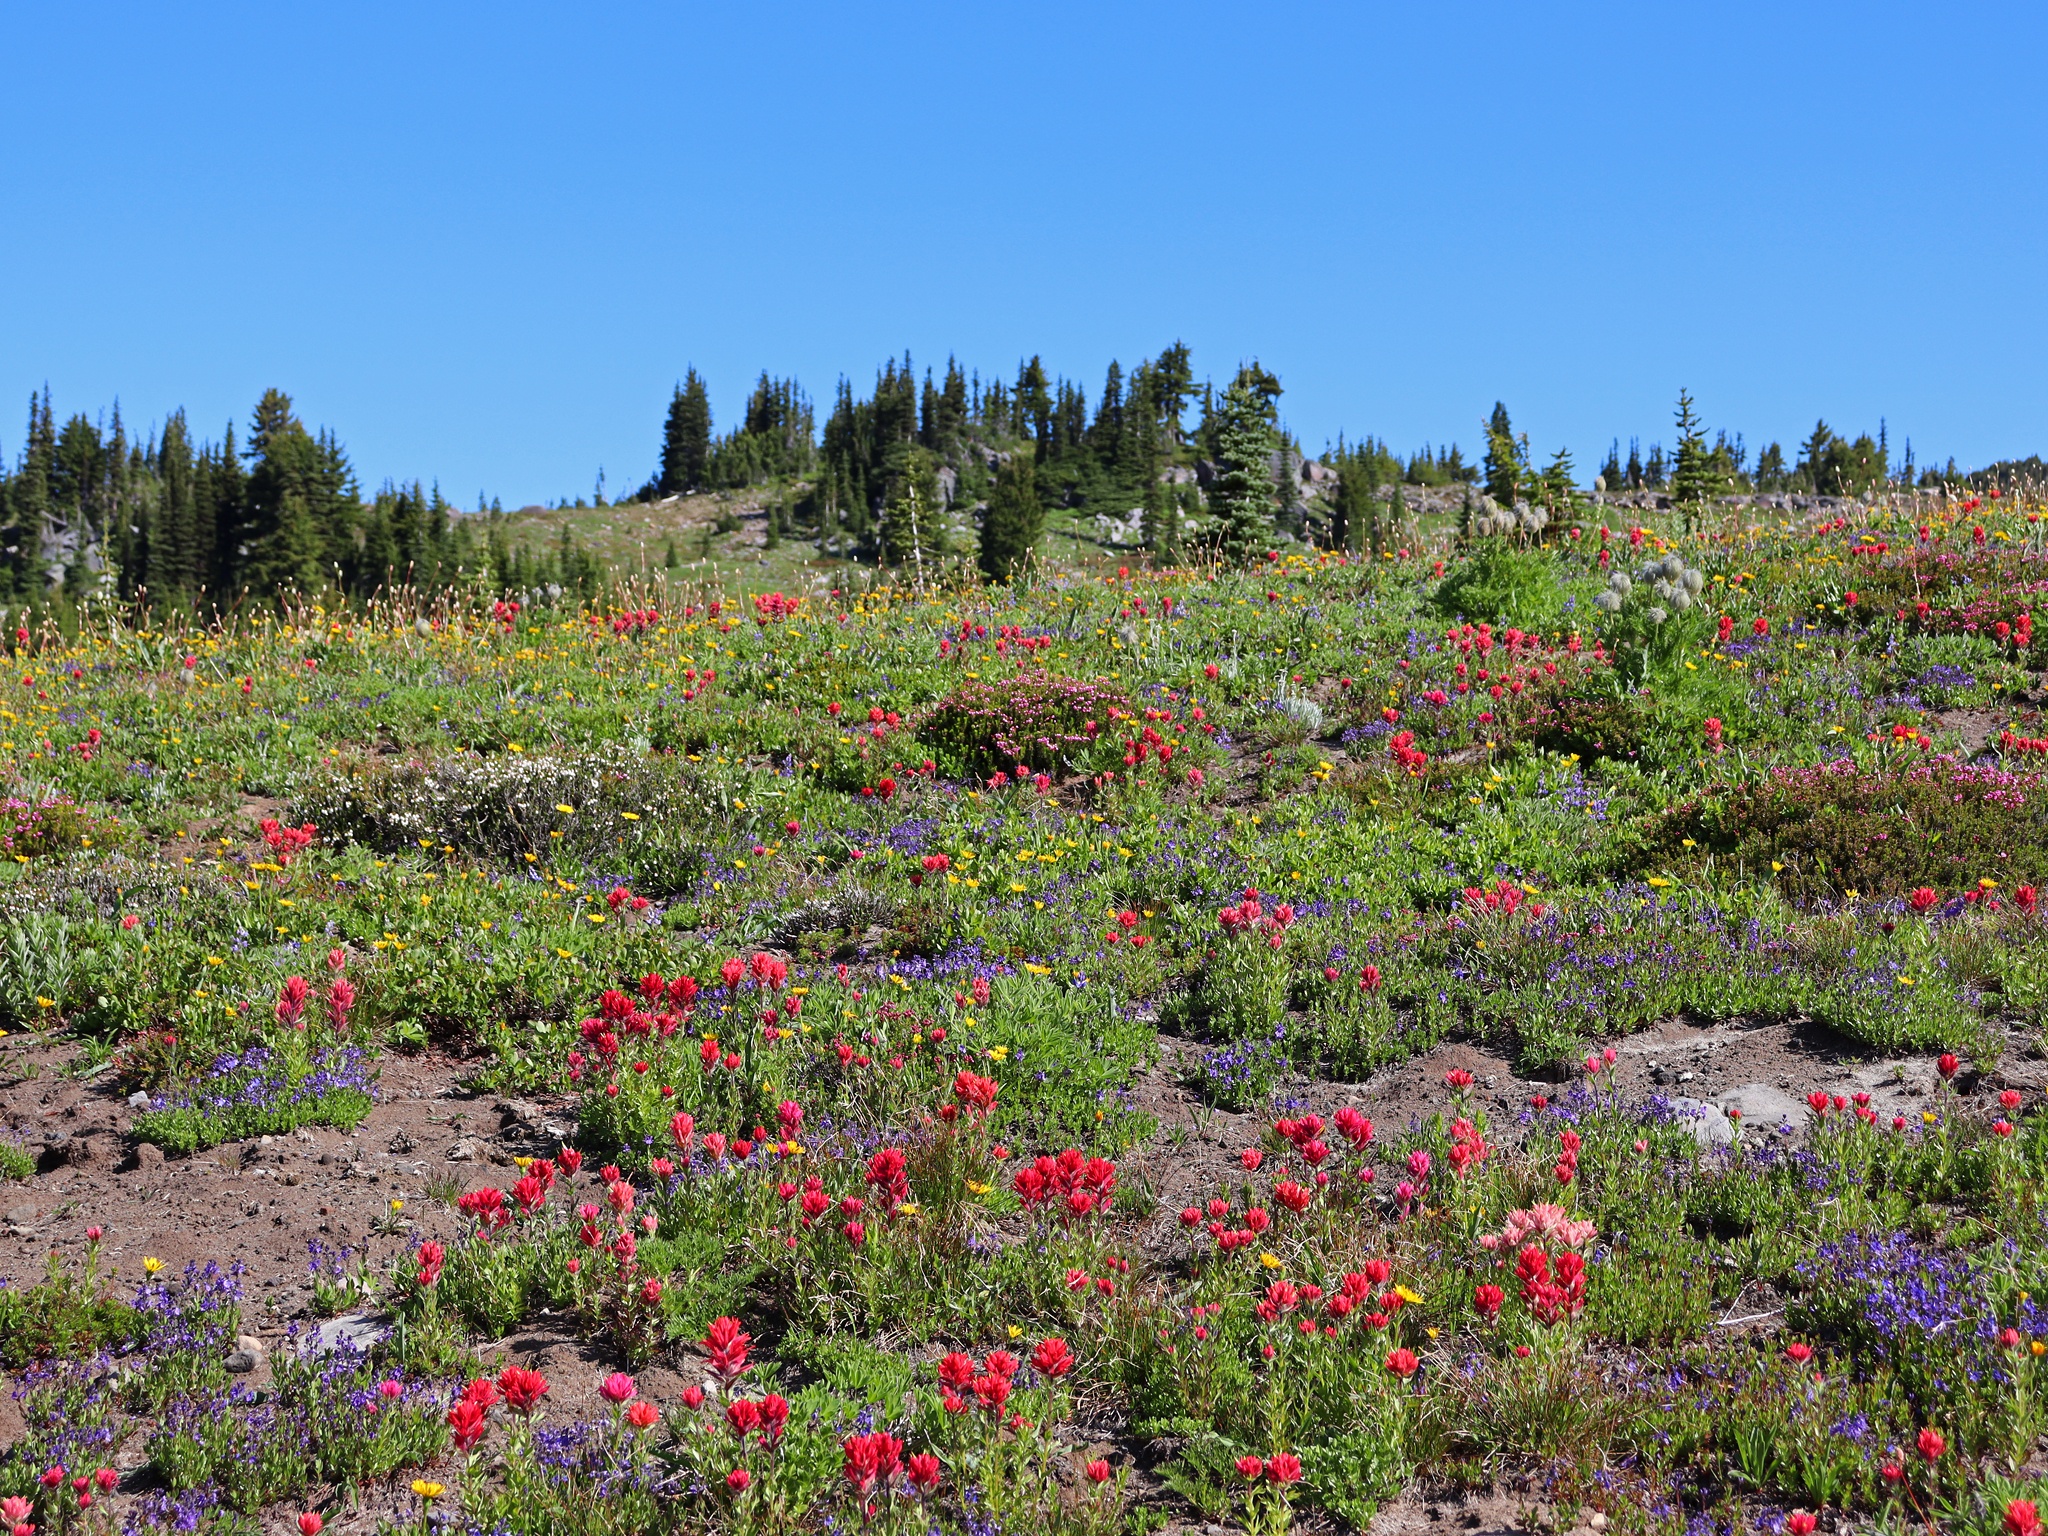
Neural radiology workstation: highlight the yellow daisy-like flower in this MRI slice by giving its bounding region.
[554,803,575,814]
[412,1480,444,1500]
[143,1256,163,1275]
[1007,1324,1023,1339]
[1395,1285,1424,1305]
[987,1045,1008,1062]
[389,1199,404,1213]
[1260,1252,1282,1270]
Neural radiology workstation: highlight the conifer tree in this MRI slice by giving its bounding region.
[153,410,197,596]
[1670,390,1714,522]
[979,455,1043,583]
[1482,402,1519,506]
[878,447,944,576]
[1140,475,1181,561]
[659,371,712,494]
[1333,449,1381,556]
[1210,365,1283,566]
[1154,342,1194,446]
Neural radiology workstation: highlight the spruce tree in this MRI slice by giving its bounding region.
[979,455,1043,583]
[1540,447,1577,516]
[1670,390,1714,522]
[878,447,944,577]
[154,410,196,596]
[1598,440,1623,492]
[659,371,712,494]
[1210,366,1283,566]
[1482,402,1519,506]
[1334,450,1380,556]
[1140,474,1181,562]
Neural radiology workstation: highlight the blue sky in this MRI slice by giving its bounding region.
[4,2,2043,507]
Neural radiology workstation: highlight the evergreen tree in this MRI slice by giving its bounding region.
[1090,362,1124,464]
[1333,447,1381,556]
[1598,439,1623,492]
[1015,357,1052,457]
[658,371,712,494]
[1670,390,1714,521]
[152,411,197,596]
[1387,483,1409,549]
[1625,438,1644,489]
[1140,475,1182,561]
[1210,365,1283,565]
[1539,446,1576,515]
[203,423,243,596]
[1154,342,1195,446]
[243,390,356,593]
[979,455,1044,583]
[877,446,944,576]
[1,390,54,598]
[1482,402,1519,506]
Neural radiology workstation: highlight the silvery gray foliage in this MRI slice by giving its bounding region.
[290,744,713,869]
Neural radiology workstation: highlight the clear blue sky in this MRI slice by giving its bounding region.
[4,2,2043,507]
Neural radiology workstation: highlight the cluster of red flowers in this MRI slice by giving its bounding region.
[1184,1195,1275,1252]
[1459,879,1544,921]
[752,591,800,623]
[1235,1451,1303,1484]
[259,816,317,864]
[934,1340,1062,1419]
[415,1240,445,1288]
[1386,729,1428,773]
[604,607,661,636]
[606,885,651,913]
[1516,1244,1587,1324]
[950,1070,998,1113]
[1446,1117,1489,1177]
[12,1466,118,1526]
[1012,1148,1117,1220]
[490,598,520,631]
[1807,1088,1889,1126]
[842,1432,906,1496]
[1552,1128,1582,1187]
[1216,889,1296,946]
[446,1367,551,1451]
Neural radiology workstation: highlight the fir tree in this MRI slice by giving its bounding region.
[1598,440,1623,492]
[153,411,197,596]
[1540,446,1576,515]
[1669,390,1714,522]
[877,447,944,576]
[658,371,712,494]
[1482,402,1519,506]
[1154,342,1195,446]
[1015,357,1052,457]
[1140,475,1182,561]
[1210,365,1283,566]
[1333,449,1381,556]
[979,455,1043,583]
